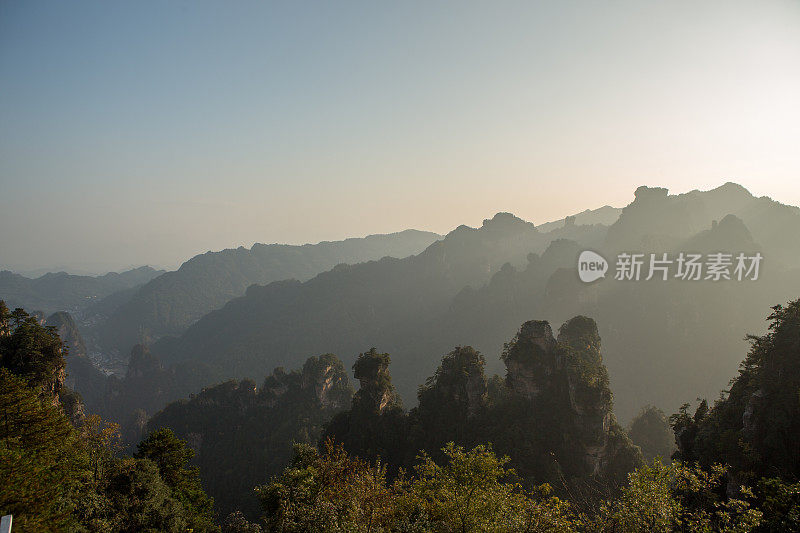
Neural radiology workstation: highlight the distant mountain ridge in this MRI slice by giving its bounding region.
[606,182,800,265]
[150,212,612,398]
[535,204,622,233]
[140,182,800,425]
[96,229,442,353]
[0,266,164,316]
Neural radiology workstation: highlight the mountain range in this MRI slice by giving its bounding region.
[0,266,164,316]
[143,183,800,424]
[95,230,442,354]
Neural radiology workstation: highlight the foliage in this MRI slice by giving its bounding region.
[756,477,800,531]
[0,301,65,398]
[0,304,219,531]
[101,457,188,533]
[135,428,218,532]
[410,442,574,533]
[672,299,800,486]
[0,368,85,531]
[588,460,762,532]
[257,441,577,533]
[222,511,264,533]
[148,354,353,520]
[256,441,398,532]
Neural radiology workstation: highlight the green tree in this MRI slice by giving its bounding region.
[103,456,188,533]
[257,440,397,532]
[589,460,762,532]
[0,368,84,531]
[411,442,530,533]
[136,427,219,532]
[0,301,66,400]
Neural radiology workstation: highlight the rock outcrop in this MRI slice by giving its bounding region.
[147,353,354,519]
[501,316,640,482]
[352,348,402,415]
[46,311,107,407]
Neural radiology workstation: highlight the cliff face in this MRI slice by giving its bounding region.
[501,316,639,482]
[262,353,353,411]
[43,358,67,408]
[100,345,183,443]
[400,345,493,465]
[424,346,488,417]
[323,316,641,495]
[46,311,87,358]
[46,311,107,408]
[503,320,558,400]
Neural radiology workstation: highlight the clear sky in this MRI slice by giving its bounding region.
[1,1,799,273]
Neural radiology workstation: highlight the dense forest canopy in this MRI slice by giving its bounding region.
[6,296,798,530]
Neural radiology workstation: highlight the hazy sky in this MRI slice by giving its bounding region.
[2,1,799,273]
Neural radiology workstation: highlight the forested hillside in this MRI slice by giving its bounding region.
[0,302,219,531]
[4,297,800,530]
[140,300,800,530]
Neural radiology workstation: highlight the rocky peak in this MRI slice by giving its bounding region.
[502,316,628,477]
[634,186,669,201]
[481,212,537,234]
[556,315,602,365]
[352,348,401,414]
[502,320,558,400]
[301,353,352,410]
[419,346,488,416]
[261,367,290,403]
[46,311,87,359]
[681,213,758,254]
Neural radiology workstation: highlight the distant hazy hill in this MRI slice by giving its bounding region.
[0,266,164,316]
[151,213,610,399]
[606,182,800,267]
[97,230,442,353]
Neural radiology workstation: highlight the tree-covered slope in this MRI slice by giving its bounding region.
[673,298,800,487]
